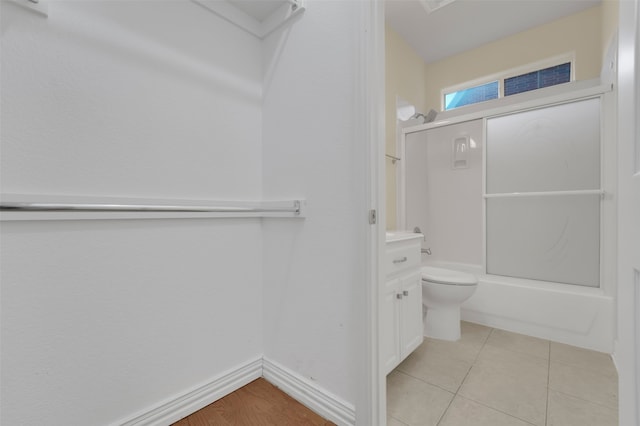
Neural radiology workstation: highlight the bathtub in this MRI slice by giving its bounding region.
[422,260,615,353]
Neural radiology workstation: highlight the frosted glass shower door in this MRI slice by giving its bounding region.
[485,98,601,287]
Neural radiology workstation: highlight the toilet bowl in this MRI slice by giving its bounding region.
[421,266,478,341]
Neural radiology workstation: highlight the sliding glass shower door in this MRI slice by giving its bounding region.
[485,97,602,287]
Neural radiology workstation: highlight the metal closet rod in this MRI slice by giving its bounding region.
[0,200,301,215]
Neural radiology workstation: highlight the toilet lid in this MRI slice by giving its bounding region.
[421,266,477,286]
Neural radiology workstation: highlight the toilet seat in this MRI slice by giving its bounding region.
[421,266,477,286]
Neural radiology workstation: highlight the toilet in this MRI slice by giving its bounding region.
[421,266,478,341]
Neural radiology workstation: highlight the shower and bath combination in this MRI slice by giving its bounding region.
[399,93,615,351]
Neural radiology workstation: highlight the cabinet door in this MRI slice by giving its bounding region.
[400,271,423,361]
[380,278,401,375]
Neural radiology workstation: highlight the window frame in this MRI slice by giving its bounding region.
[441,53,576,111]
[444,80,500,111]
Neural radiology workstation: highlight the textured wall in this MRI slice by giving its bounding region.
[1,0,262,199]
[1,1,264,425]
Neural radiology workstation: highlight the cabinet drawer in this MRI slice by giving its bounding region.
[385,243,421,275]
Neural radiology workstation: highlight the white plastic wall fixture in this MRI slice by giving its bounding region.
[452,135,469,169]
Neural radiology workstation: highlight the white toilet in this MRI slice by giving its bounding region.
[421,266,478,341]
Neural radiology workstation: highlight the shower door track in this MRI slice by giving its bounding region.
[484,189,604,199]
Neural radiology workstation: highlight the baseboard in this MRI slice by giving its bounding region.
[115,356,354,426]
[262,357,356,426]
[117,357,263,426]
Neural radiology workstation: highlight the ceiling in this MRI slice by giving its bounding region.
[385,0,601,64]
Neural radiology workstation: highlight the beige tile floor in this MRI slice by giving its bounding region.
[387,322,618,426]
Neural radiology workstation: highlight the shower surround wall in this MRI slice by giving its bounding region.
[404,119,483,267]
[0,1,369,425]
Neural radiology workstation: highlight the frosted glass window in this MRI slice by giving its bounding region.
[486,195,600,287]
[486,98,601,194]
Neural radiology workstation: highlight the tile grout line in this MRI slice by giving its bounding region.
[391,369,455,426]
[479,335,552,362]
[453,394,539,426]
[547,354,619,411]
[396,368,459,395]
[545,340,551,426]
[446,326,539,426]
[389,414,409,426]
[434,394,456,426]
[435,325,495,426]
[551,358,619,376]
[463,326,539,426]
[458,325,494,386]
[548,388,620,411]
[481,329,552,426]
[454,326,545,426]
[473,325,494,362]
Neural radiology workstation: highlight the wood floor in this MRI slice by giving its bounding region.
[172,378,336,426]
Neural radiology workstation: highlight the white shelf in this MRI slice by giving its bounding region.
[192,0,305,39]
[6,0,48,17]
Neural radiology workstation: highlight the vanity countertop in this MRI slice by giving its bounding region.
[385,231,423,243]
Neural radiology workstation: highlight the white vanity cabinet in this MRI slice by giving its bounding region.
[381,233,424,375]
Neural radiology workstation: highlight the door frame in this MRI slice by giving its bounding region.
[357,0,386,425]
[615,0,639,424]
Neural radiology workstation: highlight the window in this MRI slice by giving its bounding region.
[444,81,498,110]
[442,55,574,111]
[504,63,571,96]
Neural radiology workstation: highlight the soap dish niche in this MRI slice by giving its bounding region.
[452,135,470,169]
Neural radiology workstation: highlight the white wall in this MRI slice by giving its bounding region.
[261,0,367,407]
[1,1,264,425]
[1,0,263,199]
[1,219,264,425]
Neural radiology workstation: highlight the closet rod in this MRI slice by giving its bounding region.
[0,200,301,215]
